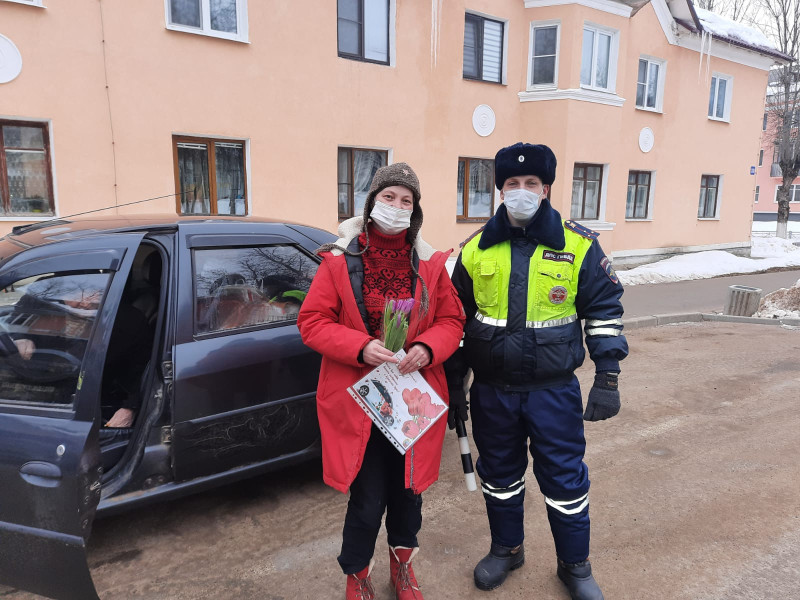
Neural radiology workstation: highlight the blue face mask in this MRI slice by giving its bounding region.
[503,188,541,223]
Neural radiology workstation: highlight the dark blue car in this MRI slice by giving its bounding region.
[0,215,335,600]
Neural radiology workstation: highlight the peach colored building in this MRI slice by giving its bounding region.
[753,69,800,227]
[0,0,790,266]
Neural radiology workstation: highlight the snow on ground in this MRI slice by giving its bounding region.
[616,237,800,286]
[755,279,800,319]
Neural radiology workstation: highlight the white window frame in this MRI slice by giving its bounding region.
[464,10,509,85]
[698,174,723,220]
[571,162,615,229]
[580,22,619,94]
[774,184,800,203]
[2,0,44,6]
[527,20,561,90]
[625,170,656,221]
[0,115,60,221]
[337,0,396,66]
[635,55,666,113]
[165,0,249,43]
[708,72,734,122]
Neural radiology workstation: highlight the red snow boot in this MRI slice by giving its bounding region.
[389,546,424,600]
[346,560,375,600]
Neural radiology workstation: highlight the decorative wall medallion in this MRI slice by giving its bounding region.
[639,127,655,153]
[472,104,496,137]
[0,34,23,84]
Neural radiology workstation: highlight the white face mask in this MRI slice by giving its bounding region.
[503,188,541,223]
[370,201,412,235]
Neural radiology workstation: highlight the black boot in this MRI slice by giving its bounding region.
[473,543,524,591]
[557,559,604,600]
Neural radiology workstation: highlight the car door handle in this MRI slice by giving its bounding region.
[20,461,62,487]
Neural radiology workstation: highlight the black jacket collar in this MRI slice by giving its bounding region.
[478,199,565,251]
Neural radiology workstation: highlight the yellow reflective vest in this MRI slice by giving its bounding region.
[461,222,594,327]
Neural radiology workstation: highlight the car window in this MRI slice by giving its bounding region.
[0,271,110,407]
[194,245,318,334]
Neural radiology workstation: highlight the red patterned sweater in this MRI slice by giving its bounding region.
[359,224,413,337]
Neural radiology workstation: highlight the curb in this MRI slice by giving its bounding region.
[623,313,800,330]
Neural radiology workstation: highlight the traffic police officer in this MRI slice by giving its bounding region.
[445,143,628,600]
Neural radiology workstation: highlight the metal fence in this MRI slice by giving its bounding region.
[751,230,798,239]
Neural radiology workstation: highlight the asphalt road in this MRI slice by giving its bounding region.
[4,322,799,600]
[621,269,800,318]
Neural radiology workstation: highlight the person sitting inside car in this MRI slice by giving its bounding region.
[8,289,153,429]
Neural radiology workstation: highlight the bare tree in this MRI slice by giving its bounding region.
[695,0,755,23]
[758,0,800,238]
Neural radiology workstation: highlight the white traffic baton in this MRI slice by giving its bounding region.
[455,418,477,491]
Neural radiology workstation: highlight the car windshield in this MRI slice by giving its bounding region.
[0,271,110,407]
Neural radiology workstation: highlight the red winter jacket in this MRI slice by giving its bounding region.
[297,219,466,494]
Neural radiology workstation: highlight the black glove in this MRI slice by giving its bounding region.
[447,387,469,430]
[583,372,620,421]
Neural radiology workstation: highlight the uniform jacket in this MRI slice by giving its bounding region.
[447,200,628,391]
[298,217,466,494]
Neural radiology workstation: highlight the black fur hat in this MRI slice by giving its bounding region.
[495,142,557,189]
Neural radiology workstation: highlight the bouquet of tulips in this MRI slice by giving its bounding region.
[382,298,415,353]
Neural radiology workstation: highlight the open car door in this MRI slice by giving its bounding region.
[0,233,144,600]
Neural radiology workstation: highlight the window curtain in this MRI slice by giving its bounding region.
[352,150,385,215]
[215,143,245,215]
[178,143,210,215]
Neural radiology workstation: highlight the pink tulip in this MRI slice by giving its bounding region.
[402,420,420,439]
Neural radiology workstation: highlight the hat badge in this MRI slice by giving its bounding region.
[518,155,525,163]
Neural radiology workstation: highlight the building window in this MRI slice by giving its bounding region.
[763,113,768,130]
[759,149,764,166]
[0,120,55,217]
[708,73,733,121]
[166,0,248,42]
[754,185,759,203]
[173,136,247,216]
[529,22,559,87]
[337,0,389,64]
[775,184,800,203]
[571,164,603,220]
[636,57,665,111]
[337,147,387,219]
[463,13,505,84]
[580,24,618,92]
[457,158,494,221]
[698,175,720,218]
[626,171,652,219]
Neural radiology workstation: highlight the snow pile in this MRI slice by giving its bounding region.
[694,7,778,53]
[754,278,800,319]
[750,236,800,258]
[617,238,800,286]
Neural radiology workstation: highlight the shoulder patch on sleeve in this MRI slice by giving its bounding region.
[600,256,619,284]
[460,225,486,248]
[564,220,599,240]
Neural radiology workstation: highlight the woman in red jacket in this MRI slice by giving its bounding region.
[298,162,465,600]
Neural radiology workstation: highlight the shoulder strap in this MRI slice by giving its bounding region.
[564,219,599,240]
